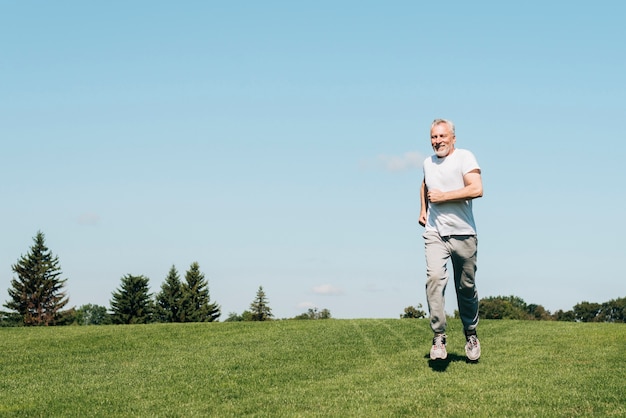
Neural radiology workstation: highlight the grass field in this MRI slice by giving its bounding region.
[1,319,625,417]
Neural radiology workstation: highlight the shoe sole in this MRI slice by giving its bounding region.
[430,350,448,360]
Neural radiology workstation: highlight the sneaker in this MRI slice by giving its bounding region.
[465,334,481,361]
[430,333,447,360]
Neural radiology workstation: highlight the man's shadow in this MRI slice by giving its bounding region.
[424,353,477,372]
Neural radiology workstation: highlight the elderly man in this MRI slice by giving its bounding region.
[419,118,483,361]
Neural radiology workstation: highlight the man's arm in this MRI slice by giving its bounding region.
[427,169,483,204]
[419,179,428,226]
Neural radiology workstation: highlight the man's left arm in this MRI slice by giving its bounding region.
[427,169,483,203]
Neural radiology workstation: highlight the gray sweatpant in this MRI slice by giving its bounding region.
[423,230,479,334]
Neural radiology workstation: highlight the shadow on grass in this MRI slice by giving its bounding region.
[424,353,478,372]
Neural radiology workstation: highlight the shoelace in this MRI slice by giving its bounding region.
[467,335,478,347]
[433,334,446,347]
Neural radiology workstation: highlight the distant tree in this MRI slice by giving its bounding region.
[526,304,552,321]
[181,262,220,322]
[4,231,69,326]
[503,295,529,313]
[110,274,154,324]
[249,286,273,321]
[553,309,576,322]
[318,308,331,319]
[479,296,529,320]
[293,308,332,320]
[241,310,254,321]
[54,307,77,325]
[155,265,185,322]
[75,304,111,325]
[599,297,626,323]
[401,304,426,319]
[224,311,244,322]
[223,310,256,322]
[573,301,602,322]
[552,297,626,323]
[0,309,22,327]
[479,297,510,319]
[293,311,312,320]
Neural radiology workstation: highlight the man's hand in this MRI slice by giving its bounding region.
[427,189,446,203]
[426,170,483,204]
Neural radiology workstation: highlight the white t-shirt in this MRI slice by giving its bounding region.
[423,148,480,236]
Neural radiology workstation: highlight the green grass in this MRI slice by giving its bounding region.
[1,319,625,417]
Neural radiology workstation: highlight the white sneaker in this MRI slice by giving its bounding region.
[465,334,481,361]
[430,333,447,360]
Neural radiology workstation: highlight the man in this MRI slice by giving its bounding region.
[419,118,483,361]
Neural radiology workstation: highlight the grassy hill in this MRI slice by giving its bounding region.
[1,319,624,417]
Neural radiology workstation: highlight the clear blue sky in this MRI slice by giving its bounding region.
[2,1,625,319]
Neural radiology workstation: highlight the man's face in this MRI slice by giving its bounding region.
[430,123,455,158]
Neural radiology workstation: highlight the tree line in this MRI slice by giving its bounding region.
[0,232,330,326]
[402,295,626,323]
[3,232,623,326]
[478,295,626,323]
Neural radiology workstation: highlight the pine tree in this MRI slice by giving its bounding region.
[4,231,69,326]
[181,262,220,322]
[250,286,273,321]
[155,265,184,322]
[110,274,153,324]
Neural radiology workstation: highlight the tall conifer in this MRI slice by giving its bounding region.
[181,262,220,322]
[4,231,68,326]
[110,274,153,324]
[250,286,273,321]
[155,265,184,322]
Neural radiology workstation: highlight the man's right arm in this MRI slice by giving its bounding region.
[419,179,428,226]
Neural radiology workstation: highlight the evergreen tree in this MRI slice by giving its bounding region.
[110,274,153,324]
[249,286,273,321]
[181,262,220,322]
[4,231,69,326]
[155,265,184,322]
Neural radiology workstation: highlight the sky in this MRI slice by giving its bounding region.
[1,1,625,320]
